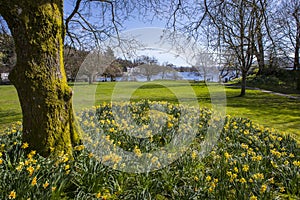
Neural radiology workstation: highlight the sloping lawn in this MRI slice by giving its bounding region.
[0,101,299,199]
[1,82,299,141]
[0,85,22,130]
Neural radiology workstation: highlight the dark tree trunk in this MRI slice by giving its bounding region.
[88,74,93,84]
[293,6,300,90]
[255,40,265,75]
[297,71,300,90]
[110,75,114,82]
[0,1,81,157]
[254,8,265,75]
[295,22,300,90]
[240,71,247,97]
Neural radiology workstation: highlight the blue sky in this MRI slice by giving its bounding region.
[111,28,192,67]
[63,0,192,67]
[63,0,166,30]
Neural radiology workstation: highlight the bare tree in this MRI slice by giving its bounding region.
[161,62,175,80]
[214,0,257,96]
[274,0,300,89]
[252,0,271,75]
[133,55,161,81]
[276,0,300,69]
[78,50,114,84]
[193,52,216,82]
[163,0,282,95]
[64,46,88,82]
[220,51,241,81]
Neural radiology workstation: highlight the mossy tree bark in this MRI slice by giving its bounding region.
[0,0,81,157]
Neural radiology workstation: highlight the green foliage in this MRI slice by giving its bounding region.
[0,33,15,71]
[233,68,299,94]
[246,72,299,95]
[0,122,73,199]
[0,102,299,199]
[248,75,281,86]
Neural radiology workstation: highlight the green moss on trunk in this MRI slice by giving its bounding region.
[0,1,81,157]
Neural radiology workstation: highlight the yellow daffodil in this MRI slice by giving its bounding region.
[260,184,267,193]
[279,186,285,192]
[31,176,37,186]
[43,181,49,189]
[26,166,34,176]
[8,190,16,199]
[293,160,300,167]
[205,175,212,182]
[239,178,247,183]
[249,195,257,200]
[21,142,29,149]
[242,165,249,172]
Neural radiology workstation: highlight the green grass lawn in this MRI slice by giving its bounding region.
[0,85,22,130]
[1,81,299,141]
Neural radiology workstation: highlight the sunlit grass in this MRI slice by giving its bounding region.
[224,88,300,141]
[1,81,299,140]
[0,85,22,131]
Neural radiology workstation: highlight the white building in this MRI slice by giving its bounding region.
[1,72,9,80]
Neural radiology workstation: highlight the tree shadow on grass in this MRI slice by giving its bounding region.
[0,110,22,129]
[225,92,300,138]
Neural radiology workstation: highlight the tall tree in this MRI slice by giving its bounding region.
[0,1,81,156]
[273,0,300,89]
[253,0,266,75]
[287,0,300,90]
[0,0,147,156]
[215,0,257,96]
[164,0,276,95]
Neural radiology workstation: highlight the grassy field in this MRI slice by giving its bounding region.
[1,81,299,140]
[0,85,22,130]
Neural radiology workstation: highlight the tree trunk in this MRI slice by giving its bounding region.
[0,1,81,157]
[240,71,247,97]
[88,74,93,84]
[254,6,265,75]
[297,71,300,90]
[255,37,265,75]
[295,20,300,90]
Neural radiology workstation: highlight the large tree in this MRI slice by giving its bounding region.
[64,45,88,82]
[0,0,156,156]
[275,0,300,89]
[164,0,277,96]
[0,1,81,156]
[191,0,256,96]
